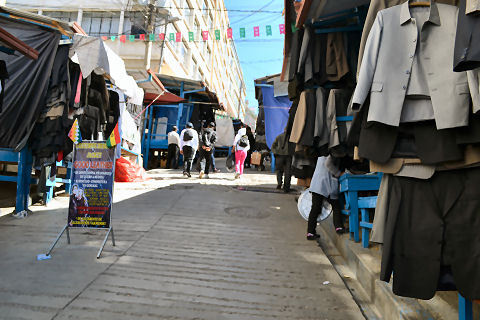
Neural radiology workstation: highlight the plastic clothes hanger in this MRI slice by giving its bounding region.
[409,0,431,7]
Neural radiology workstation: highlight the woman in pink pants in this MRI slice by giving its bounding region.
[232,127,250,179]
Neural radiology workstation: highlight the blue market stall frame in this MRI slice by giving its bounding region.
[141,77,219,170]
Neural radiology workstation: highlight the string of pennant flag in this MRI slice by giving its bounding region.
[100,23,296,43]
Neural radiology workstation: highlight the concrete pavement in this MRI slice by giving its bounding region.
[0,165,364,320]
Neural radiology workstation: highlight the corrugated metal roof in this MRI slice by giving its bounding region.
[0,6,73,34]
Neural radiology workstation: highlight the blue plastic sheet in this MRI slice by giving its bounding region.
[261,87,292,149]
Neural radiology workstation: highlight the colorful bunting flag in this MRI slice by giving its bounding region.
[202,31,209,41]
[106,123,121,149]
[97,23,289,44]
[266,25,272,36]
[68,119,82,145]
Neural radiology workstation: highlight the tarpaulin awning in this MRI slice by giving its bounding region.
[143,92,185,104]
[0,15,60,149]
[214,117,235,147]
[69,34,144,105]
[261,86,292,149]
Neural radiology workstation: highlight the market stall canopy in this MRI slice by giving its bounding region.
[69,34,144,105]
[143,92,185,104]
[254,73,288,99]
[154,74,223,110]
[0,6,72,36]
[129,69,185,105]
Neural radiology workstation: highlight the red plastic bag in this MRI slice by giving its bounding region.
[115,157,149,182]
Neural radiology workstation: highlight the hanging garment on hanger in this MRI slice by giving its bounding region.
[353,1,470,129]
[289,91,308,143]
[466,0,480,14]
[454,0,480,71]
[357,0,459,79]
[0,60,8,113]
[380,167,480,300]
[325,33,350,81]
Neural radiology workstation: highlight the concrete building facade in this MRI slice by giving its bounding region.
[6,0,247,119]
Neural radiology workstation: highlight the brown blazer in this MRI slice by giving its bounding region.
[289,91,307,143]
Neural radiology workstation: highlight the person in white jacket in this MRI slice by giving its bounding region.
[232,126,250,179]
[179,122,199,177]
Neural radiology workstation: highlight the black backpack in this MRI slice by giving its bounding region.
[183,129,194,141]
[238,135,249,148]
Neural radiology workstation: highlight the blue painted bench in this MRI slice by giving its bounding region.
[44,161,73,205]
[339,173,382,243]
[357,196,377,248]
[0,147,35,213]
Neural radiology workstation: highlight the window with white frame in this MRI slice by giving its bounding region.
[194,18,201,42]
[192,57,198,78]
[41,11,77,22]
[184,1,194,27]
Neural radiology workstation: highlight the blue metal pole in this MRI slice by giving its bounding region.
[177,81,185,130]
[458,294,473,320]
[145,105,154,169]
[16,147,29,213]
[270,152,275,173]
[142,108,149,169]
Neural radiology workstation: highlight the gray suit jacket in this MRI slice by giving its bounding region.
[352,2,471,129]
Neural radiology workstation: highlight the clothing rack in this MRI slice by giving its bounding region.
[312,6,368,34]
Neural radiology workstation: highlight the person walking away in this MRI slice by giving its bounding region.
[166,126,180,169]
[271,132,293,193]
[179,122,198,177]
[198,122,217,179]
[307,156,343,240]
[232,126,250,179]
[244,126,255,168]
[209,122,221,173]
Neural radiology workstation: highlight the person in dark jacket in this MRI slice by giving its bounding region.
[198,122,217,179]
[244,126,256,168]
[271,132,294,193]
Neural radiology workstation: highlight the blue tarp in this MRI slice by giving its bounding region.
[261,86,292,149]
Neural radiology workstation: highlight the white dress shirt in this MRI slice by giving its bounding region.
[167,131,180,146]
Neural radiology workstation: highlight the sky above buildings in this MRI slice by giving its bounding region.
[224,0,285,114]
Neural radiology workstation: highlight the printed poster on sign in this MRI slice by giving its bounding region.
[68,141,114,229]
